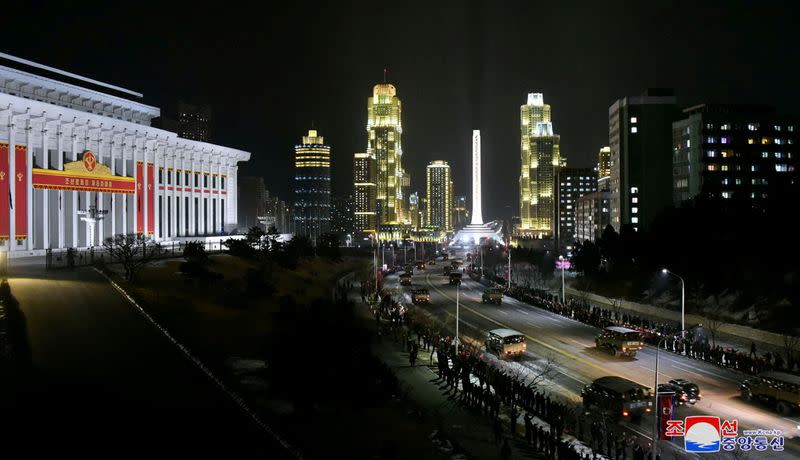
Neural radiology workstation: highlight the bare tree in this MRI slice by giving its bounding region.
[103,234,163,283]
[783,333,800,370]
[702,295,726,348]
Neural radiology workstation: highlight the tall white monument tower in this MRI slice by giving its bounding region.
[471,130,483,225]
[453,130,504,246]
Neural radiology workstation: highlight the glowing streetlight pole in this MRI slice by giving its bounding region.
[661,268,685,338]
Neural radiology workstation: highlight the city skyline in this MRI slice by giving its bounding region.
[5,2,799,221]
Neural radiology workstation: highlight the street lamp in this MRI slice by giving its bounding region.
[661,268,685,338]
[557,255,567,303]
[653,330,684,459]
[455,277,461,347]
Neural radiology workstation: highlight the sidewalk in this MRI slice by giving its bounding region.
[371,327,541,459]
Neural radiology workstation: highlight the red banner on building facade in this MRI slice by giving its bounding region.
[15,145,27,239]
[136,162,143,234]
[32,169,135,194]
[0,143,8,239]
[147,163,154,235]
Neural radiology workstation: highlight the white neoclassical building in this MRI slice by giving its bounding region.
[0,53,248,257]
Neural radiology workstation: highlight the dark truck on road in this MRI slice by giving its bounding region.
[411,288,430,305]
[482,288,503,305]
[448,272,462,285]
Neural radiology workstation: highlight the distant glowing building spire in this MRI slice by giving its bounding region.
[471,130,483,225]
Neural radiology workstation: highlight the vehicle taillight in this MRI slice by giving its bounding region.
[622,411,629,417]
[645,407,651,413]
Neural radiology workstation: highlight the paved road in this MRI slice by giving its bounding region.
[3,262,289,458]
[388,262,800,458]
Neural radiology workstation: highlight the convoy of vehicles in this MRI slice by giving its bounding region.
[595,326,644,357]
[411,288,430,305]
[582,376,652,420]
[486,328,526,359]
[481,288,503,305]
[740,371,800,415]
[391,250,787,427]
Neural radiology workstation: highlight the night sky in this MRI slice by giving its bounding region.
[6,1,799,220]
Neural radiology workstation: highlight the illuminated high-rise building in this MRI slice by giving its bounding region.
[293,129,330,244]
[353,152,377,235]
[426,161,452,232]
[519,93,561,238]
[367,81,407,225]
[597,146,611,191]
[408,192,420,230]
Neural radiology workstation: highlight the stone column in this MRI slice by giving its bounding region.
[8,116,16,252]
[57,126,64,249]
[41,123,49,249]
[26,122,33,251]
[71,130,78,247]
[97,133,105,245]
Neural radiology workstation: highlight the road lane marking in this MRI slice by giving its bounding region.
[516,308,529,315]
[425,272,612,377]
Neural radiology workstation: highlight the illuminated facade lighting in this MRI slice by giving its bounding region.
[519,93,561,237]
[353,152,377,234]
[426,160,452,233]
[367,82,407,225]
[293,129,330,243]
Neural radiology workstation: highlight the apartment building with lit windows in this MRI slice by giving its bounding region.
[609,89,678,232]
[293,129,330,243]
[672,104,797,208]
[353,152,376,235]
[426,160,452,233]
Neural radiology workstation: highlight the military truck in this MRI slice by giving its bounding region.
[481,288,503,305]
[411,288,430,305]
[595,326,644,357]
[741,371,800,415]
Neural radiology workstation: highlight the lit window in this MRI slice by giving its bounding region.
[751,165,759,172]
[631,127,638,134]
[748,123,758,131]
[632,197,638,203]
[735,178,741,185]
[707,164,718,171]
[774,125,781,131]
[721,150,733,158]
[775,138,782,145]
[748,138,754,145]
[775,152,783,158]
[686,139,691,148]
[788,125,795,132]
[632,207,639,214]
[721,137,729,144]
[722,191,732,199]
[775,164,788,172]
[630,117,638,123]
[761,137,771,145]
[631,217,639,224]
[721,165,729,171]
[762,152,769,158]
[721,178,729,185]
[707,150,716,158]
[721,124,731,131]
[707,136,716,143]
[631,187,638,194]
